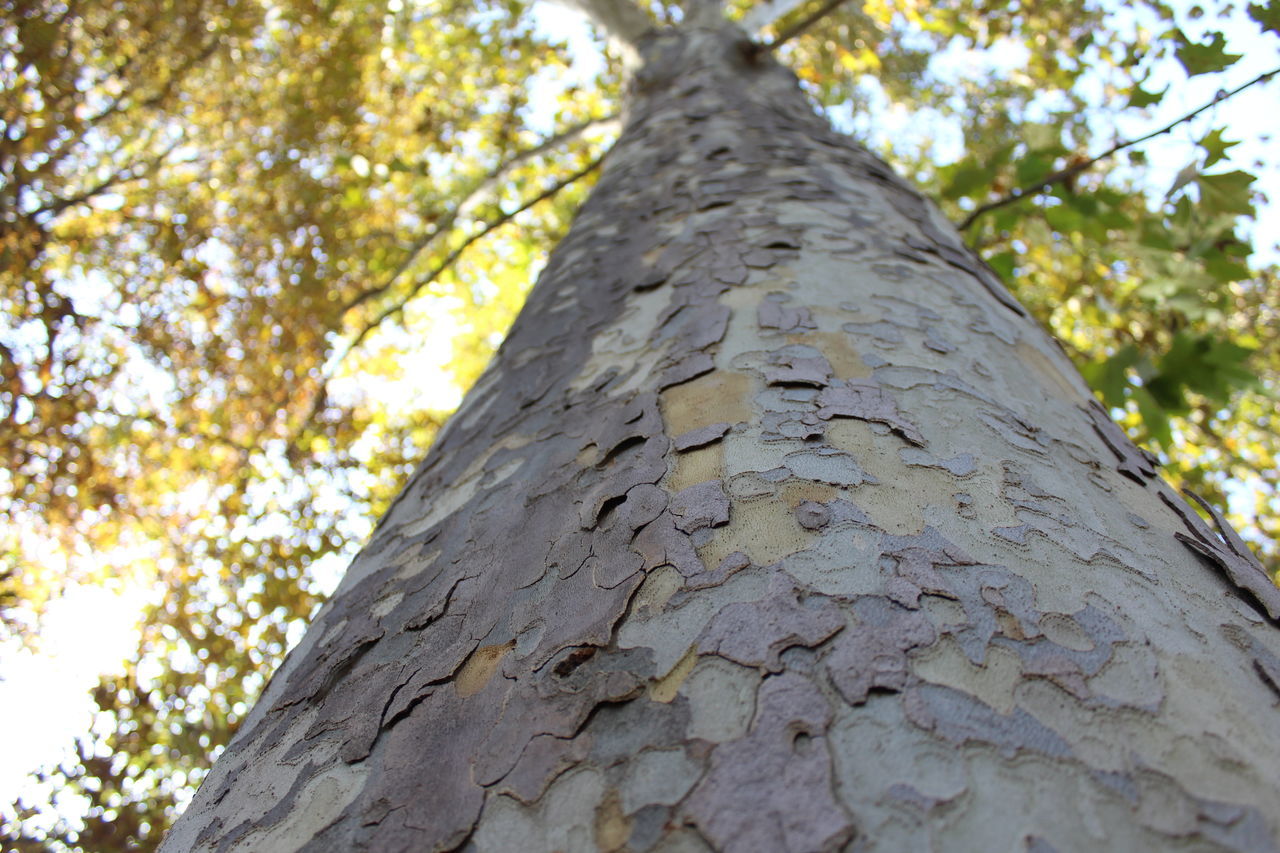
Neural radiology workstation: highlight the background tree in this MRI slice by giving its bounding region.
[1,0,1278,848]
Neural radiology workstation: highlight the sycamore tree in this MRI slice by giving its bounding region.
[1,0,1278,849]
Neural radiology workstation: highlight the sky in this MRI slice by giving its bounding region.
[0,584,150,809]
[3,0,1279,821]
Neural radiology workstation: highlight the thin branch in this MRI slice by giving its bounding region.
[458,115,619,218]
[31,135,185,219]
[959,65,1280,231]
[344,115,618,314]
[759,0,855,51]
[741,0,808,34]
[292,154,606,440]
[14,37,220,186]
[343,155,604,358]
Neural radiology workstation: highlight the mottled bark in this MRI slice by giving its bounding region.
[164,22,1280,853]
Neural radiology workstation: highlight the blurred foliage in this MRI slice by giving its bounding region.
[1,0,1277,848]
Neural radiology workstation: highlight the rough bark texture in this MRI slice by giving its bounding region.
[163,22,1280,853]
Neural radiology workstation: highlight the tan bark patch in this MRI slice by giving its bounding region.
[788,329,873,379]
[631,565,683,620]
[698,494,814,570]
[660,370,752,436]
[594,789,631,852]
[779,480,839,507]
[455,642,514,698]
[911,638,1022,715]
[648,645,698,703]
[667,441,723,492]
[824,420,949,535]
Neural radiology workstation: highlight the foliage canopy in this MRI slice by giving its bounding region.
[1,0,1277,847]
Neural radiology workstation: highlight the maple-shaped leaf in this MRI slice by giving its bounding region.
[1249,0,1280,34]
[1127,82,1166,108]
[1199,128,1241,168]
[1175,31,1243,76]
[1195,170,1256,217]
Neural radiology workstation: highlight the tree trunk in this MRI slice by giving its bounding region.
[163,22,1280,853]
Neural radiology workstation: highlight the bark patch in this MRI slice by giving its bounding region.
[455,642,515,698]
[683,672,853,853]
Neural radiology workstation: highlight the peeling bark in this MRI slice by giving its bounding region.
[163,20,1280,853]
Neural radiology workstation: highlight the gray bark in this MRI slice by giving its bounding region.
[163,20,1280,853]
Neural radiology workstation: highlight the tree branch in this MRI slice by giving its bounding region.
[344,115,618,314]
[958,65,1280,231]
[457,115,618,219]
[31,135,185,219]
[343,155,604,358]
[293,154,606,441]
[741,0,808,33]
[756,0,855,51]
[552,0,653,59]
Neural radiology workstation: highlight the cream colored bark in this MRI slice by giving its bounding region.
[163,19,1280,853]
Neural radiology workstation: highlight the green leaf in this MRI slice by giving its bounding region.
[1197,338,1258,399]
[943,163,994,200]
[1060,191,1099,216]
[991,206,1023,233]
[1199,128,1240,168]
[1016,154,1054,185]
[1127,83,1166,108]
[1044,203,1085,233]
[986,251,1017,281]
[1174,30,1243,76]
[1204,257,1252,284]
[1082,345,1140,407]
[1138,221,1176,251]
[1167,162,1200,199]
[1146,332,1258,413]
[1249,0,1280,34]
[1094,203,1134,230]
[1024,123,1062,152]
[1195,170,1256,217]
[1133,386,1174,447]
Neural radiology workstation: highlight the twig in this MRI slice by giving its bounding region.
[459,115,619,217]
[344,114,618,314]
[24,37,221,185]
[959,65,1280,231]
[291,154,606,440]
[742,0,809,37]
[760,0,855,52]
[31,135,185,219]
[343,155,605,357]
